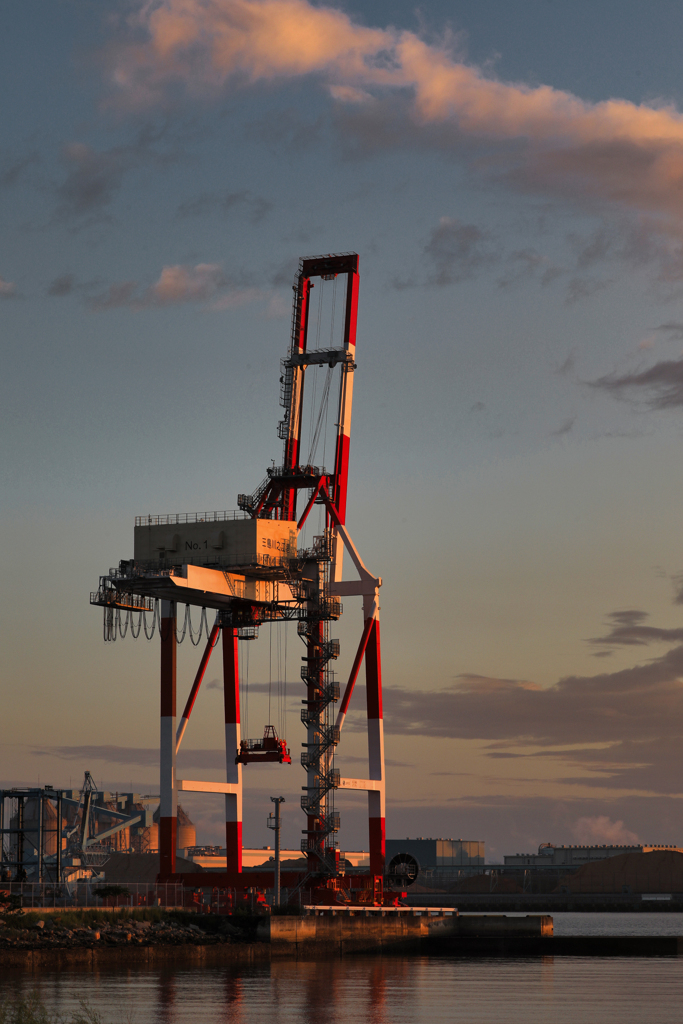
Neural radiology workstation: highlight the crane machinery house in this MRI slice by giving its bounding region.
[133,516,298,570]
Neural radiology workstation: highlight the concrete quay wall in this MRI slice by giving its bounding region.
[259,913,552,955]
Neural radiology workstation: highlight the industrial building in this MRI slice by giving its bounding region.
[504,843,683,868]
[385,838,485,885]
[0,780,194,882]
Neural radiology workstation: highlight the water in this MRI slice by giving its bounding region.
[3,915,683,1024]
[462,911,683,936]
[3,957,683,1024]
[553,911,683,936]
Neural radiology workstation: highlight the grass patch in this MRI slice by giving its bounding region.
[0,992,106,1023]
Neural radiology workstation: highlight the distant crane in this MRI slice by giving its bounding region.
[91,253,388,904]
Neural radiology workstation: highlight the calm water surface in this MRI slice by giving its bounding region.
[465,911,683,936]
[2,955,683,1024]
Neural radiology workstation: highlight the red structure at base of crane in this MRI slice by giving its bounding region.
[92,252,389,905]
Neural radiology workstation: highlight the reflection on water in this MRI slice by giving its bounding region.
[2,955,683,1024]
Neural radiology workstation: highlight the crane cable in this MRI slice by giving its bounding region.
[268,623,273,726]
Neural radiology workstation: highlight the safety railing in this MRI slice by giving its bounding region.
[135,511,249,527]
[0,881,269,914]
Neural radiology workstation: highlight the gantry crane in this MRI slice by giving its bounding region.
[91,252,388,903]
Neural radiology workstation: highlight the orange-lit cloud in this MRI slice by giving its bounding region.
[88,261,285,312]
[107,0,683,222]
[150,262,224,302]
[0,276,17,298]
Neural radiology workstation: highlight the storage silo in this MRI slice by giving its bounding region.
[152,805,195,851]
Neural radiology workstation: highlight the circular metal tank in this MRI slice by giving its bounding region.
[152,805,195,850]
[177,805,196,850]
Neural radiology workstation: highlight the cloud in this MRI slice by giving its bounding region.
[57,142,127,219]
[387,644,683,747]
[34,744,225,770]
[0,150,40,188]
[655,321,683,340]
[87,260,293,313]
[557,353,576,375]
[105,0,683,228]
[178,189,272,223]
[149,262,226,303]
[87,262,278,311]
[590,356,683,409]
[551,415,575,436]
[55,124,185,222]
[587,609,683,649]
[370,606,683,801]
[571,815,639,845]
[0,276,17,298]
[565,275,611,304]
[496,248,547,289]
[89,281,138,310]
[425,217,496,285]
[47,274,75,297]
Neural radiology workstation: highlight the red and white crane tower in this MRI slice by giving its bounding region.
[91,252,387,902]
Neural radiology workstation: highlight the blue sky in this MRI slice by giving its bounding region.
[5,0,683,859]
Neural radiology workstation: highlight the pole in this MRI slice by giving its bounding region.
[56,793,62,884]
[268,797,285,907]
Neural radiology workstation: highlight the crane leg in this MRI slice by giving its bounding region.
[365,617,386,877]
[159,601,177,878]
[223,626,242,873]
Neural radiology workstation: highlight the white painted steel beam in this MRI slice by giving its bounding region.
[177,780,239,794]
[337,778,383,792]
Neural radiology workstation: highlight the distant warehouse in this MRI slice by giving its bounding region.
[504,842,682,868]
[385,838,485,878]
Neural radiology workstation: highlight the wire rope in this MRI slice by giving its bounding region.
[306,279,324,467]
[307,365,333,465]
[188,606,206,646]
[174,604,189,644]
[268,623,273,726]
[130,610,142,639]
[118,608,130,639]
[244,636,250,740]
[143,600,161,640]
[330,276,337,347]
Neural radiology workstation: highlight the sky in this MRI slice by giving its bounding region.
[5,0,683,862]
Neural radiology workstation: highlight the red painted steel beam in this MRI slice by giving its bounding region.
[318,484,343,529]
[296,475,326,531]
[331,259,359,525]
[176,623,220,752]
[337,616,375,725]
